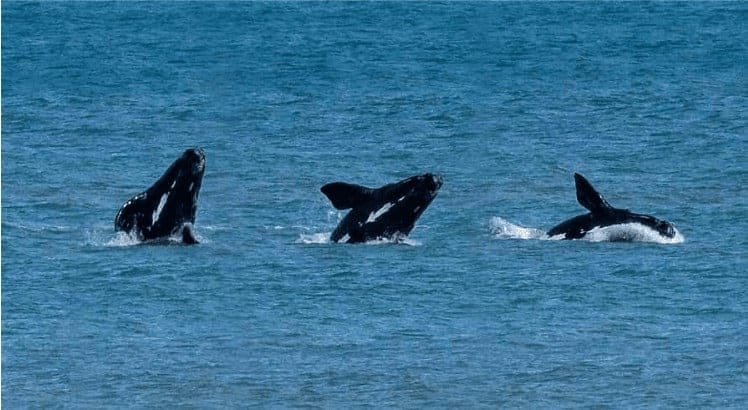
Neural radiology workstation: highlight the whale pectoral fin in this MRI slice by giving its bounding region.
[320,182,373,210]
[114,194,148,233]
[574,173,613,214]
[181,224,199,244]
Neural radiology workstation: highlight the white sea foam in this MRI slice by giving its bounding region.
[5,221,73,234]
[365,235,421,246]
[102,231,143,247]
[296,232,331,244]
[295,231,420,246]
[84,224,208,247]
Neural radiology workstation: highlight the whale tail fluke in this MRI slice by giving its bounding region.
[320,182,374,210]
[574,173,613,214]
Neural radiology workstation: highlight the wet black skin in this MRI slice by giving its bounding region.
[321,174,443,243]
[547,173,676,240]
[115,148,205,244]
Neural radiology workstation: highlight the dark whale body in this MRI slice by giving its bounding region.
[115,148,205,244]
[547,173,676,240]
[321,173,443,243]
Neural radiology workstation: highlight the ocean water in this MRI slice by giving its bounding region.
[2,1,746,407]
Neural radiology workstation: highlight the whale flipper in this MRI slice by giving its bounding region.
[181,224,199,244]
[320,182,374,210]
[115,194,149,233]
[574,173,613,214]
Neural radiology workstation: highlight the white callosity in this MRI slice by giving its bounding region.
[152,193,169,224]
[367,203,393,223]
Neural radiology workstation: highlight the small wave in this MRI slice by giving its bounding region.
[197,225,230,233]
[267,224,326,232]
[3,220,75,234]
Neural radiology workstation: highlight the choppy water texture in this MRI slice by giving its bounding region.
[3,2,747,407]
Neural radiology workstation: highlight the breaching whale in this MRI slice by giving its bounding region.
[115,148,205,244]
[547,173,677,241]
[321,173,443,243]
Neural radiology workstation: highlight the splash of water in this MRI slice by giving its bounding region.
[489,217,548,240]
[103,231,143,247]
[295,231,420,246]
[296,232,331,244]
[85,226,209,247]
[363,234,421,246]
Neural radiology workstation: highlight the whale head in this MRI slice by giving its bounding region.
[624,212,676,239]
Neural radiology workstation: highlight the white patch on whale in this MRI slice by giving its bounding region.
[152,193,169,224]
[583,223,684,244]
[367,202,393,223]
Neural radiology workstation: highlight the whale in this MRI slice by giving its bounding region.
[547,173,677,241]
[115,148,205,244]
[321,173,443,243]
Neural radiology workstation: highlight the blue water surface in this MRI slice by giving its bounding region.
[2,2,746,407]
